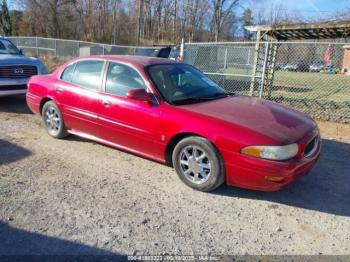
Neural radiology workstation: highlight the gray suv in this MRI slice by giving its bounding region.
[0,36,48,97]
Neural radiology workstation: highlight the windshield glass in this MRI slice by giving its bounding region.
[0,39,20,55]
[147,63,228,105]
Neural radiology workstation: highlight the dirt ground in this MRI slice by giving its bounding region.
[0,96,349,257]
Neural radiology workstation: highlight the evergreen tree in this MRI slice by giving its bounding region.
[0,0,12,35]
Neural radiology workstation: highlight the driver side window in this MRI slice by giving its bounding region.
[105,62,146,97]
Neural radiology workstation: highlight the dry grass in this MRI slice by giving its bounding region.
[39,56,68,72]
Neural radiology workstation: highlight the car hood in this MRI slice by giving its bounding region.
[0,54,43,67]
[178,96,316,144]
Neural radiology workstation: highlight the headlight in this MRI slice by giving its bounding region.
[241,144,298,161]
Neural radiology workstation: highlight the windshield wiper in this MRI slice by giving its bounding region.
[172,97,214,105]
[206,92,235,99]
[172,92,234,105]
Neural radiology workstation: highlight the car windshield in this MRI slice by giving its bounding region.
[147,63,230,105]
[0,39,20,55]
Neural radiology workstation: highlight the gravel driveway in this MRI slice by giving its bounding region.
[0,96,349,257]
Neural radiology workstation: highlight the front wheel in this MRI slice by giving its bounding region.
[172,136,225,192]
[42,101,68,139]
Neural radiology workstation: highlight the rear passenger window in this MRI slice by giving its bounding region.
[71,60,104,90]
[61,63,75,82]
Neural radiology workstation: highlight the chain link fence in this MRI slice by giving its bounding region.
[8,36,161,57]
[184,41,350,123]
[6,37,350,122]
[183,42,256,96]
[7,36,165,71]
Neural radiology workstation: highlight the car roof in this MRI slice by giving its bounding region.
[81,55,177,67]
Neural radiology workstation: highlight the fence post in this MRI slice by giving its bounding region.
[180,38,184,59]
[247,48,251,65]
[103,44,105,55]
[249,31,260,96]
[223,47,228,89]
[224,47,228,69]
[77,41,80,57]
[54,39,57,57]
[35,36,39,57]
[259,42,269,98]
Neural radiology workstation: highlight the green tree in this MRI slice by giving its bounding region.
[0,0,12,35]
[242,8,253,40]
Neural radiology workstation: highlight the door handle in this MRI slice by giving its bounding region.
[55,86,64,93]
[102,99,112,106]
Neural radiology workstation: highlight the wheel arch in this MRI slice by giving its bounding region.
[165,132,202,166]
[164,132,224,167]
[39,97,53,115]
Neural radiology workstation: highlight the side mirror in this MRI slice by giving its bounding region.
[19,49,23,55]
[127,88,154,103]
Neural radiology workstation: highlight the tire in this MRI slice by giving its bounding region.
[42,100,68,139]
[172,136,225,192]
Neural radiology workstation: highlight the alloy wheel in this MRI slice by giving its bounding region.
[179,145,211,184]
[44,106,61,133]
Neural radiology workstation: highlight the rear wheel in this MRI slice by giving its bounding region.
[172,136,225,192]
[42,101,68,139]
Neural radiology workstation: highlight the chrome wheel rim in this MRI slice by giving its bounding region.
[44,106,60,133]
[179,146,211,184]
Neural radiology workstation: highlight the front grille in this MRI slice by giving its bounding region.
[304,136,319,157]
[0,65,38,78]
[0,84,27,91]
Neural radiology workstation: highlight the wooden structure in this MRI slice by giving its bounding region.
[245,20,350,41]
[245,21,350,97]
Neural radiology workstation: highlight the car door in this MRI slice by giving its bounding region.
[54,59,105,137]
[97,61,164,160]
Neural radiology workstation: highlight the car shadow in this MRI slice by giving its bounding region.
[0,139,32,166]
[65,135,167,165]
[0,222,126,260]
[213,139,350,217]
[56,134,350,217]
[0,96,31,114]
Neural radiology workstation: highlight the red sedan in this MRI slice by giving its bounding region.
[26,56,321,192]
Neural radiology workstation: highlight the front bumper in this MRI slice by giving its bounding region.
[0,78,28,97]
[223,130,321,191]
